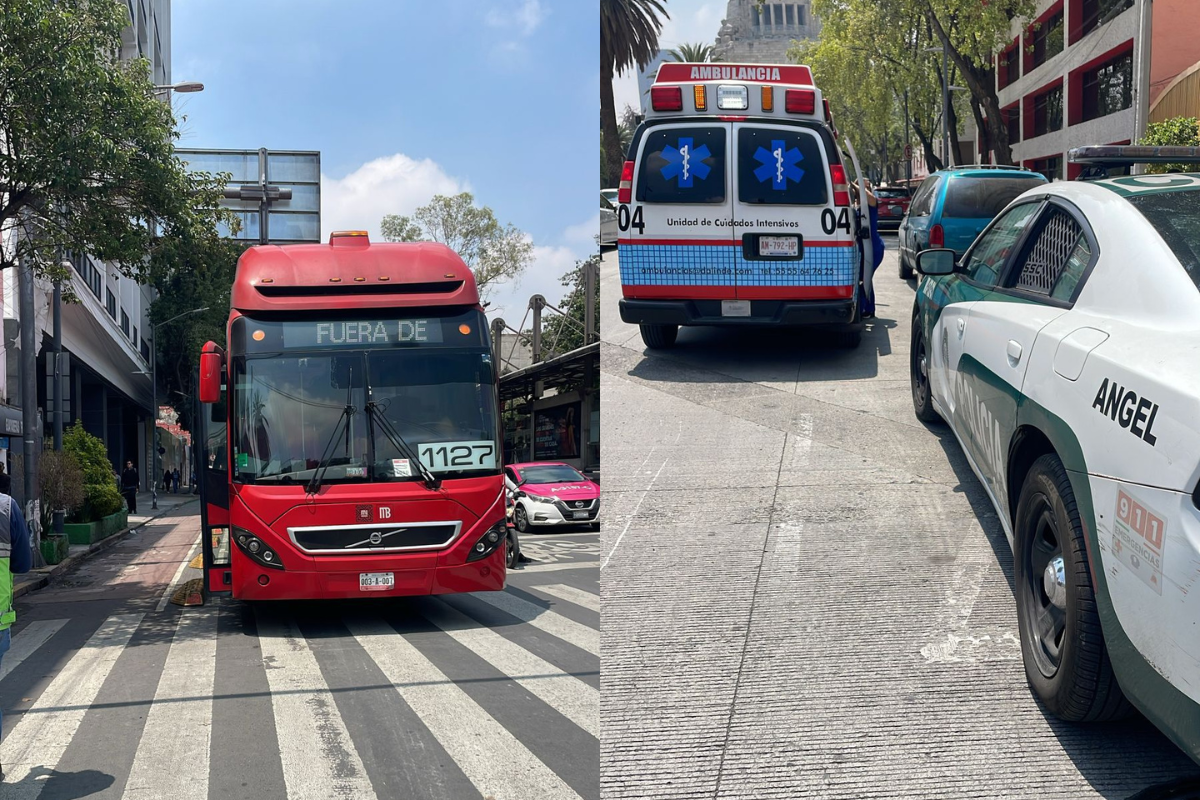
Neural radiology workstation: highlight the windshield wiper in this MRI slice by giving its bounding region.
[365,399,441,490]
[305,405,355,495]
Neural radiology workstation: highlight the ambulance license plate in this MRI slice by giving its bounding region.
[759,236,799,257]
[359,572,394,591]
[721,300,751,317]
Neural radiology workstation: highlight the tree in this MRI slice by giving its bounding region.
[1139,117,1200,174]
[540,255,601,356]
[666,42,723,64]
[0,0,234,281]
[600,105,638,188]
[380,193,533,303]
[601,0,668,188]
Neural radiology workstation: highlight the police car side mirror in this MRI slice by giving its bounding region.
[916,249,957,276]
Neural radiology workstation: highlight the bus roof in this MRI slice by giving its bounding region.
[230,233,480,313]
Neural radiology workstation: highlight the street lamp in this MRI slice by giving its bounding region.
[152,81,204,94]
[149,307,208,510]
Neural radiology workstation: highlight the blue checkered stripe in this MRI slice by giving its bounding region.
[737,244,858,286]
[619,244,735,286]
[619,243,858,286]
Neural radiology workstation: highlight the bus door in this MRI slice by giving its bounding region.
[621,121,735,301]
[731,121,856,305]
[197,385,231,597]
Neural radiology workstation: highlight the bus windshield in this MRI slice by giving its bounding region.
[230,311,499,485]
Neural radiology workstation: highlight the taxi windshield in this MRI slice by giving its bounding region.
[1128,189,1200,292]
[519,465,587,484]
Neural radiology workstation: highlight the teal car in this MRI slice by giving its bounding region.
[898,166,1048,280]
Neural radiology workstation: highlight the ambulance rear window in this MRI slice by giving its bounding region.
[737,127,829,205]
[636,127,726,204]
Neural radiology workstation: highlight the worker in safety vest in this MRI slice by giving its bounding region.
[0,493,31,780]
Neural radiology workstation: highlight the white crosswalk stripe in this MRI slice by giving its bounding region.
[425,600,599,737]
[473,589,600,655]
[531,583,600,613]
[2,614,144,800]
[347,617,583,800]
[0,619,67,681]
[122,605,218,799]
[255,614,379,800]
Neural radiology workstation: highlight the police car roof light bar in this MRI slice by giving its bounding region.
[1069,145,1200,166]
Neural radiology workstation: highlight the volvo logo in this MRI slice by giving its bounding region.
[346,527,407,548]
[369,532,383,545]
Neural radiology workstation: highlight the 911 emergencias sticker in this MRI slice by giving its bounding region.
[1112,488,1166,595]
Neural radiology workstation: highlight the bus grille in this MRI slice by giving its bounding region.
[286,521,461,554]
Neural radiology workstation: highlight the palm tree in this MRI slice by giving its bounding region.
[665,42,723,64]
[601,0,668,188]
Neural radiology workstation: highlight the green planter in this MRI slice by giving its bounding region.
[62,509,129,545]
[40,535,69,565]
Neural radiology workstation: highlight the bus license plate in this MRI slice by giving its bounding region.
[572,511,590,519]
[359,572,394,591]
[721,300,751,317]
[759,236,799,257]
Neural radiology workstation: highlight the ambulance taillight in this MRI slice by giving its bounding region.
[830,164,850,207]
[786,88,816,114]
[651,86,682,112]
[618,161,634,204]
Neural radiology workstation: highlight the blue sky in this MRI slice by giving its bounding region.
[171,0,598,321]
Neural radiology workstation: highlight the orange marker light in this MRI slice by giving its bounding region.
[459,324,472,335]
[379,276,390,281]
[329,277,342,282]
[252,330,265,341]
[261,277,274,284]
[693,85,706,111]
[354,277,365,282]
[761,85,773,112]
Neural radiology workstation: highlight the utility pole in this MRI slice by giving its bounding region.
[583,260,597,344]
[941,44,950,168]
[52,271,64,537]
[17,212,41,565]
[904,90,912,186]
[1133,0,1154,174]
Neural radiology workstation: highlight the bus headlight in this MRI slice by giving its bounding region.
[466,520,508,563]
[233,526,284,570]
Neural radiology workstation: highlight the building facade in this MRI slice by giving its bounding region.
[994,0,1200,180]
[0,0,173,501]
[713,0,821,64]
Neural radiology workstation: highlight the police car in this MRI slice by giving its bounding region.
[909,146,1200,764]
[616,62,874,349]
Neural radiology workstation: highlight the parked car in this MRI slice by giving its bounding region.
[898,166,1047,279]
[874,185,910,231]
[504,462,600,532]
[908,145,1200,765]
[601,193,618,247]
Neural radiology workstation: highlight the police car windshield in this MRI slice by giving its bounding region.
[1128,189,1200,292]
[943,176,1046,218]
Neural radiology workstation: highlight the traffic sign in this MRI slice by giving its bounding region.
[904,144,913,160]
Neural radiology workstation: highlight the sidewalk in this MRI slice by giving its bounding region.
[14,490,198,599]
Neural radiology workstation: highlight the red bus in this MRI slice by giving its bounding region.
[195,231,508,600]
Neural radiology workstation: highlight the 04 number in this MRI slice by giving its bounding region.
[617,205,645,234]
[821,208,851,235]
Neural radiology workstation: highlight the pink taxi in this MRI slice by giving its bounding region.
[503,462,600,532]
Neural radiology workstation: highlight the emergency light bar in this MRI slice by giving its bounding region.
[655,63,814,85]
[1069,145,1200,165]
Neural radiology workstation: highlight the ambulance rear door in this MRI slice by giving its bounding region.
[730,121,857,306]
[620,121,735,300]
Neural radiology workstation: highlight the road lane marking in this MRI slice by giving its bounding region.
[2,614,144,799]
[0,620,67,681]
[472,591,599,655]
[122,606,218,799]
[155,533,202,613]
[601,458,668,570]
[515,562,599,573]
[531,584,600,614]
[425,601,598,737]
[347,618,582,800]
[255,615,378,800]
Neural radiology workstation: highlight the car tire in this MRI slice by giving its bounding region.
[505,532,517,569]
[910,317,940,423]
[640,323,678,349]
[899,248,914,280]
[514,504,530,533]
[1014,454,1131,722]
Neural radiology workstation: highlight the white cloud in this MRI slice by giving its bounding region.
[320,153,467,240]
[486,0,546,36]
[485,212,597,323]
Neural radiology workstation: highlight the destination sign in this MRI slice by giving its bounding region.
[281,319,445,348]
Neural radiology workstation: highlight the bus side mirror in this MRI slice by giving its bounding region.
[199,352,223,403]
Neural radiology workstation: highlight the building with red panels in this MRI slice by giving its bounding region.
[994,0,1200,180]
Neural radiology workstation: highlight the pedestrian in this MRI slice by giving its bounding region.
[850,178,885,319]
[172,467,181,494]
[121,460,139,514]
[0,464,10,496]
[0,483,33,780]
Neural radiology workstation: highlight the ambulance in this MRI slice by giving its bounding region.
[616,62,874,349]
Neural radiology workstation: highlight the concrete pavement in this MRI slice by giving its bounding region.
[598,242,1199,799]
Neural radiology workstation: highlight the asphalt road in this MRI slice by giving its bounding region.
[0,505,598,800]
[599,240,1200,799]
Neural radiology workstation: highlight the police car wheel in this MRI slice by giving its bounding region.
[1014,454,1130,722]
[910,319,940,423]
[640,324,678,349]
[514,504,530,533]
